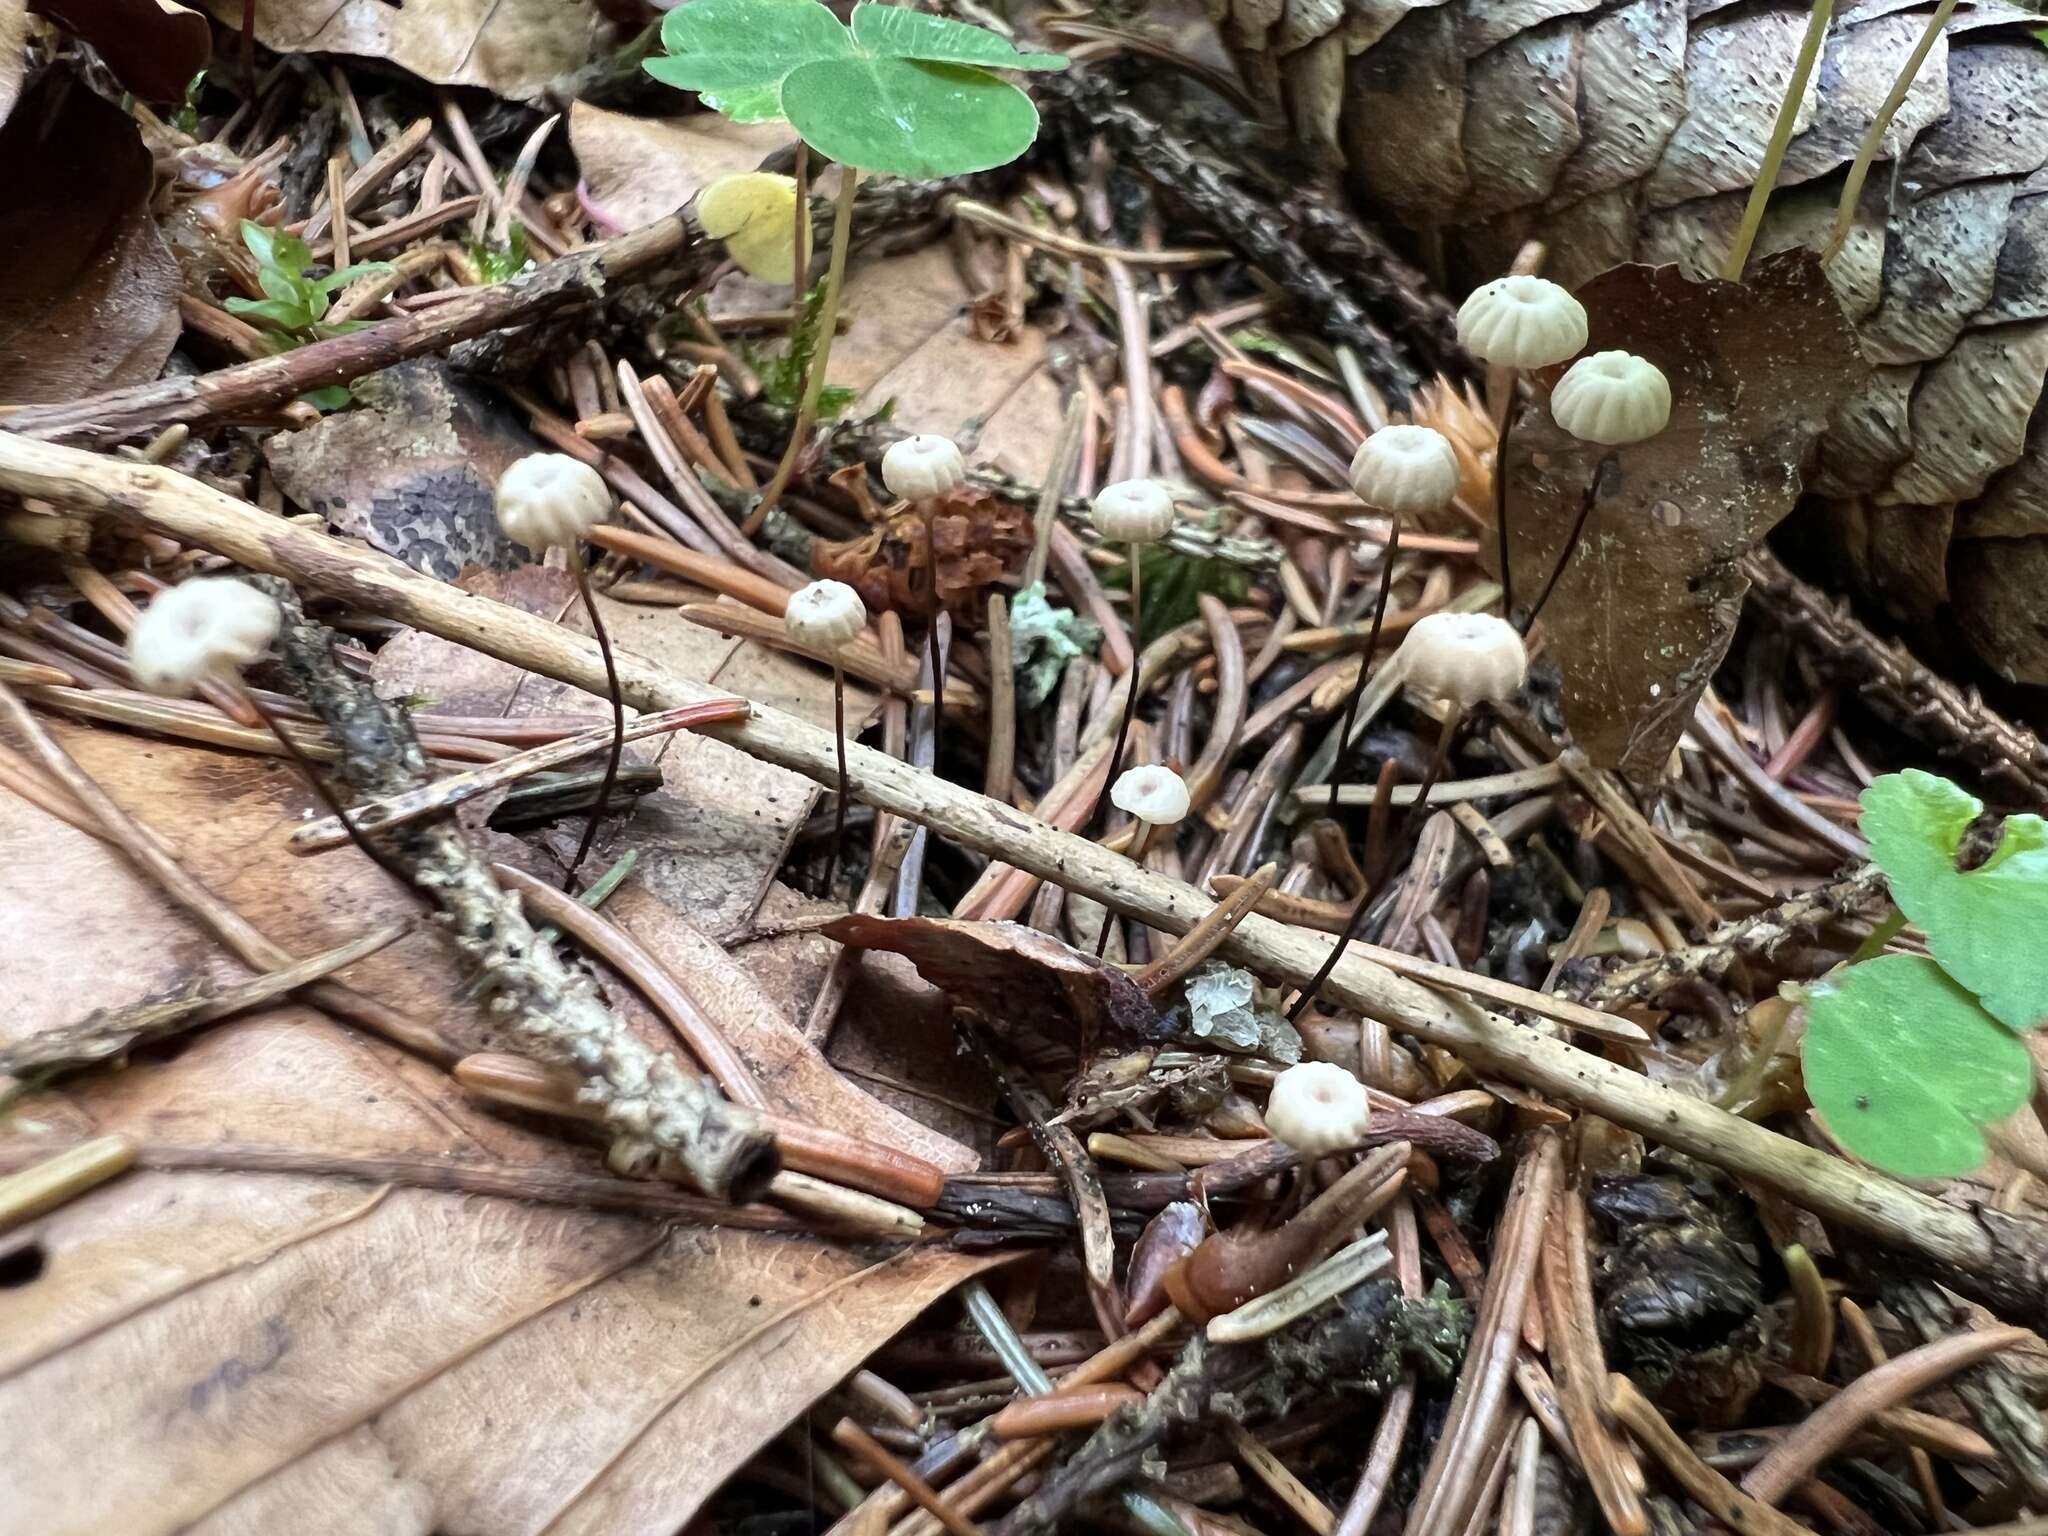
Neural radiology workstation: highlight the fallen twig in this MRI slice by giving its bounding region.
[21,435,2048,1326]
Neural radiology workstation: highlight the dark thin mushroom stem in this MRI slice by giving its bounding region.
[1327,509,1402,818]
[1521,457,1615,636]
[1288,705,1465,1024]
[1492,397,1517,621]
[563,548,625,891]
[1092,545,1144,957]
[252,697,418,895]
[827,656,849,896]
[927,617,945,779]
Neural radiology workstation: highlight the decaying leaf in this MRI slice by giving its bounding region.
[194,0,599,100]
[822,914,1174,1051]
[0,71,180,404]
[1503,252,1867,778]
[569,103,795,233]
[31,0,211,102]
[264,361,543,580]
[813,484,1033,619]
[1,723,995,1532]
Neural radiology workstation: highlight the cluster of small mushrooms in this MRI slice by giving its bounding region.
[120,263,1668,1182]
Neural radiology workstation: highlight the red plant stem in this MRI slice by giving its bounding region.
[563,550,624,891]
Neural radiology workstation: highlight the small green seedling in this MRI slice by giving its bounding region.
[645,0,1066,179]
[647,0,1066,522]
[1104,541,1253,648]
[469,223,532,285]
[1802,770,2048,1179]
[228,220,391,350]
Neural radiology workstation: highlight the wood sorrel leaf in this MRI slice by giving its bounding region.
[781,56,1041,178]
[645,0,852,112]
[1862,770,2048,1031]
[847,3,1067,71]
[1803,953,2032,1180]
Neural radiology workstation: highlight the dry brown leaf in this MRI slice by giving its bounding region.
[194,0,597,100]
[264,361,544,580]
[0,724,996,1533]
[822,914,1174,1053]
[31,0,211,101]
[569,103,795,232]
[813,485,1034,620]
[1504,252,1867,778]
[0,72,180,404]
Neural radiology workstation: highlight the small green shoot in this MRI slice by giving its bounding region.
[469,223,532,285]
[227,220,392,351]
[174,70,207,135]
[746,278,857,418]
[645,0,1066,178]
[1801,770,2048,1179]
[1104,542,1252,648]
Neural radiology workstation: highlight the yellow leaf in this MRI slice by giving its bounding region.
[696,171,807,284]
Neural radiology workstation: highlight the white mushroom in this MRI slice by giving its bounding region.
[881,434,967,502]
[1550,351,1672,446]
[1089,479,1177,545]
[1397,611,1529,711]
[1348,425,1461,517]
[1110,765,1191,826]
[784,579,866,652]
[495,453,613,551]
[1455,275,1588,369]
[1264,1061,1373,1159]
[127,577,280,698]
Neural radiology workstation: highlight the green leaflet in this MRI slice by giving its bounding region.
[1803,953,2033,1180]
[646,0,1067,178]
[1862,770,2048,1031]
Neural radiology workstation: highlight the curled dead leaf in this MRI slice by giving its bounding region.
[813,485,1033,619]
[0,71,180,404]
[821,913,1175,1052]
[1504,251,1867,778]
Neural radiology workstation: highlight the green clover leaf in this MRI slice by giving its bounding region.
[782,56,1042,178]
[846,4,1066,71]
[1803,953,2033,1179]
[647,0,1067,178]
[1862,770,2048,1031]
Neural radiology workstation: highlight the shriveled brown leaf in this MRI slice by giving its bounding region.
[194,0,597,100]
[1504,252,1867,778]
[265,361,543,580]
[0,72,179,404]
[814,485,1034,620]
[0,723,995,1533]
[31,0,210,101]
[822,914,1173,1052]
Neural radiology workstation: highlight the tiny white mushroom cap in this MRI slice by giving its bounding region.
[1264,1061,1372,1159]
[1349,425,1461,516]
[1110,764,1191,826]
[1456,275,1588,369]
[881,434,967,502]
[495,453,612,550]
[1398,610,1529,710]
[1091,479,1176,544]
[127,576,280,698]
[1550,351,1671,446]
[785,579,866,652]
